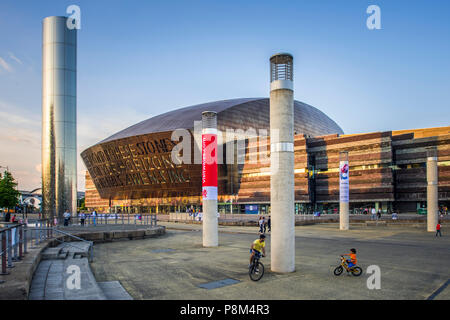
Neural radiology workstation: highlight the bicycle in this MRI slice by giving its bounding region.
[249,251,265,281]
[333,255,362,277]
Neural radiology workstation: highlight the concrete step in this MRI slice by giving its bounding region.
[41,247,64,260]
[365,221,387,226]
[98,281,133,300]
[57,251,69,259]
[42,242,92,261]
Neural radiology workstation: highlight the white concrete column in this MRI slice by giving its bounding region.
[270,53,295,273]
[426,148,438,232]
[202,111,218,247]
[339,151,350,230]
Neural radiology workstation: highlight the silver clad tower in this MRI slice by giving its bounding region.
[42,16,77,222]
[270,53,295,273]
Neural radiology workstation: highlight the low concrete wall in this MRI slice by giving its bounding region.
[0,240,49,300]
[72,226,165,243]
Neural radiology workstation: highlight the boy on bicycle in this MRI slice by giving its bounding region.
[342,248,357,271]
[249,234,266,266]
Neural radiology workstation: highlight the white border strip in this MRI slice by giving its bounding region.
[270,79,293,91]
[202,128,217,135]
[271,142,294,152]
[202,186,218,200]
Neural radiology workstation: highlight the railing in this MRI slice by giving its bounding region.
[34,228,94,263]
[63,213,157,227]
[0,219,94,278]
[1,223,28,276]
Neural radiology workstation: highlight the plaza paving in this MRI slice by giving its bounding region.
[89,222,450,300]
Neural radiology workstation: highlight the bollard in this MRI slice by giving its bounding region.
[12,227,18,261]
[24,225,28,254]
[7,229,13,268]
[33,228,37,247]
[19,226,23,259]
[1,232,8,275]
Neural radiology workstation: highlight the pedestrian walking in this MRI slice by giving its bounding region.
[371,207,376,220]
[4,211,11,222]
[259,216,265,233]
[92,210,97,226]
[377,208,382,220]
[63,210,71,226]
[436,222,442,237]
[267,216,271,232]
[80,212,86,226]
[263,218,267,233]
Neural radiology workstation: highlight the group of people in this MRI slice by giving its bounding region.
[2,211,18,223]
[62,210,98,226]
[258,216,271,233]
[369,207,383,220]
[187,207,201,220]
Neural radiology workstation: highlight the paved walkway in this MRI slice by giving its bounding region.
[90,222,450,300]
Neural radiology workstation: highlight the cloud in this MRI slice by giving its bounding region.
[0,99,41,190]
[0,57,13,72]
[8,52,22,65]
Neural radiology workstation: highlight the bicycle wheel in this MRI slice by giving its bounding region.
[249,261,265,281]
[333,266,343,276]
[351,266,362,277]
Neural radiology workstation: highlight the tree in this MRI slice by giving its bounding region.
[78,197,86,211]
[0,171,20,209]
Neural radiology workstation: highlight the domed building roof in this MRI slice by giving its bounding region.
[100,98,343,144]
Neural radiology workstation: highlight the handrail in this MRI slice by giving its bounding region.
[1,223,94,278]
[0,223,27,232]
[61,213,158,227]
[32,227,94,262]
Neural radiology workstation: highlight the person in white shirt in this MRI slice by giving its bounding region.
[371,207,376,220]
[79,212,86,226]
[63,210,71,226]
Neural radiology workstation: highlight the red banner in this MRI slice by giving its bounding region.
[202,133,217,200]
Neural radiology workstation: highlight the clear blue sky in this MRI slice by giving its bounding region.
[0,0,449,190]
